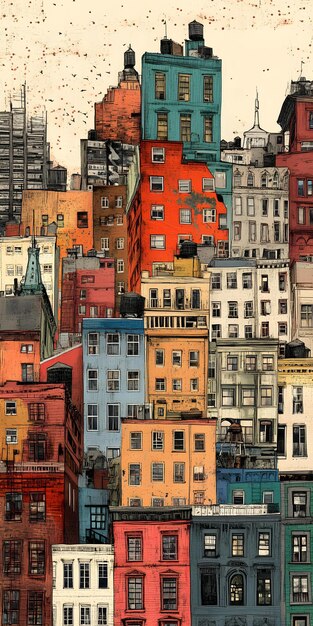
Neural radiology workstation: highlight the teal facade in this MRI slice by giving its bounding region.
[281,480,313,626]
[141,26,232,229]
[217,469,280,508]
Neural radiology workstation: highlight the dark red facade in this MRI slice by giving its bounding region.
[60,255,115,333]
[112,507,191,626]
[0,382,82,626]
[277,87,313,262]
[127,141,229,292]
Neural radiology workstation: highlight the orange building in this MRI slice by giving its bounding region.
[95,46,141,145]
[141,252,210,418]
[121,417,216,507]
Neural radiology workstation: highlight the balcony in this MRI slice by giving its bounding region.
[192,504,276,516]
[148,298,208,311]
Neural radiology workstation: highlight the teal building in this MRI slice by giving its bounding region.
[141,20,232,229]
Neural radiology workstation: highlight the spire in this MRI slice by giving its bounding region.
[21,239,45,295]
[254,88,260,127]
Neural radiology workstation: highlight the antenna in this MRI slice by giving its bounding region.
[299,60,304,79]
[32,210,36,248]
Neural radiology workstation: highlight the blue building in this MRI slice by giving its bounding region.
[78,481,109,544]
[83,317,146,460]
[191,504,281,626]
[141,19,232,228]
[217,469,280,509]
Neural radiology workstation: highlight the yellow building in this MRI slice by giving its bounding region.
[141,254,210,418]
[121,417,216,507]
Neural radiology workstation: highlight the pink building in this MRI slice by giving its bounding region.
[40,344,83,415]
[112,506,191,626]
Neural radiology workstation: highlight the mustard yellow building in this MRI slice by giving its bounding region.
[141,254,210,418]
[121,418,217,507]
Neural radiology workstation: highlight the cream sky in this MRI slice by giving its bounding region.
[1,0,312,174]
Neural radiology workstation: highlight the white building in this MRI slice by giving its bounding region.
[208,258,290,354]
[0,235,59,318]
[278,357,313,474]
[291,261,313,354]
[52,544,114,626]
[231,164,289,260]
[209,338,279,469]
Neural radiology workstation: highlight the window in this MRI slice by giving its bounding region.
[152,431,164,450]
[189,351,199,366]
[5,401,16,415]
[179,208,191,224]
[63,605,73,625]
[172,378,182,391]
[29,541,45,575]
[173,462,185,483]
[227,355,238,371]
[2,590,19,625]
[90,506,106,530]
[292,575,310,603]
[222,387,236,406]
[203,75,213,101]
[258,532,271,556]
[211,274,221,290]
[212,302,221,318]
[234,196,242,215]
[178,179,191,193]
[262,355,274,371]
[180,114,191,142]
[293,425,307,457]
[77,211,88,228]
[171,350,182,367]
[116,237,124,249]
[78,304,86,315]
[261,321,269,338]
[203,208,216,222]
[178,73,190,101]
[127,371,139,391]
[204,535,216,557]
[107,370,120,392]
[79,562,90,589]
[80,606,91,625]
[161,577,177,610]
[5,493,22,521]
[22,363,34,382]
[155,349,164,366]
[28,433,47,462]
[173,431,184,451]
[3,540,22,574]
[293,387,303,414]
[151,204,164,220]
[130,432,142,450]
[233,490,244,505]
[98,562,108,589]
[293,492,307,518]
[249,221,256,241]
[156,112,168,140]
[29,493,45,522]
[155,71,166,99]
[298,179,305,196]
[128,577,143,609]
[244,301,254,318]
[279,272,287,291]
[257,570,272,605]
[229,574,244,605]
[6,429,17,444]
[126,335,139,357]
[279,299,288,314]
[129,464,141,485]
[150,176,164,192]
[247,197,255,216]
[117,259,124,273]
[227,272,237,289]
[152,147,165,163]
[293,535,308,563]
[204,116,213,142]
[278,322,287,335]
[301,305,313,327]
[117,281,125,294]
[242,387,255,406]
[194,433,205,451]
[27,591,43,625]
[261,387,273,406]
[212,324,221,339]
[162,535,178,560]
[193,465,205,481]
[201,570,218,605]
[155,377,166,391]
[228,324,239,338]
[87,404,98,431]
[244,355,256,371]
[88,333,99,355]
[101,196,109,208]
[107,404,119,431]
[87,369,98,391]
[260,223,269,242]
[21,343,33,353]
[106,333,120,356]
[232,534,244,556]
[150,234,165,249]
[127,536,142,562]
[63,562,73,588]
[228,302,238,318]
[215,170,226,188]
[277,424,286,455]
[292,618,309,626]
[233,222,241,241]
[152,462,164,481]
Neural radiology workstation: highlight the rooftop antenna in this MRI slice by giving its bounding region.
[32,210,36,248]
[299,60,304,79]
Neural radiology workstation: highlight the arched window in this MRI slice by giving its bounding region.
[272,171,279,188]
[229,573,244,605]
[247,171,254,187]
[261,173,267,188]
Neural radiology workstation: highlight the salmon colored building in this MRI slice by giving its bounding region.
[127,140,228,292]
[40,344,83,415]
[0,381,82,626]
[111,506,192,626]
[121,418,216,508]
[95,46,141,145]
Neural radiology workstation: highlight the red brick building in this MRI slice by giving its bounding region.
[111,506,192,626]
[93,184,128,307]
[127,140,229,291]
[95,47,141,145]
[0,381,82,626]
[277,77,313,262]
[60,252,115,335]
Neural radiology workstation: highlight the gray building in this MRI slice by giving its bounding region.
[191,504,281,626]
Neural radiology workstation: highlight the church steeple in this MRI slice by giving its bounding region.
[243,89,269,149]
[254,89,260,127]
[21,236,45,295]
